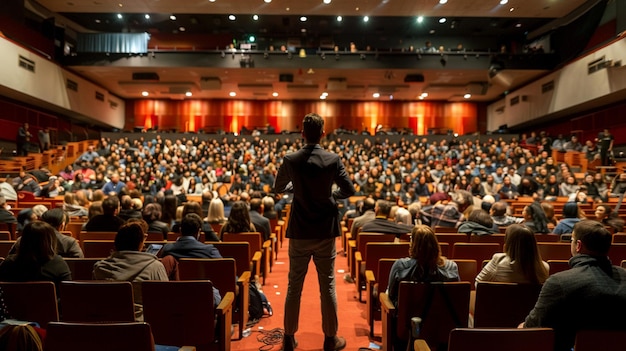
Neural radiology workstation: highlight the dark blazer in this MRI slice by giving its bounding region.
[274,144,355,239]
[161,236,222,259]
[84,214,125,232]
[360,217,413,238]
[250,210,272,241]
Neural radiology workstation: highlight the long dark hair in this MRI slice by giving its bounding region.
[504,224,548,284]
[223,201,252,233]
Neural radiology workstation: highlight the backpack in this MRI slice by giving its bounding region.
[248,282,272,324]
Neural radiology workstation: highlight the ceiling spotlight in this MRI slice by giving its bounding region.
[419,96,424,100]
[500,0,508,4]
[117,14,123,19]
[209,0,216,2]
[509,7,515,12]
[169,15,176,20]
[228,14,236,21]
[420,92,428,98]
[185,92,192,97]
[464,93,471,99]
[320,95,327,100]
[373,93,380,98]
[515,23,522,27]
[272,92,278,97]
[144,14,150,19]
[264,0,272,2]
[249,35,256,42]
[417,16,424,23]
[141,91,149,97]
[322,92,328,97]
[95,19,101,23]
[300,16,307,22]
[363,16,369,22]
[323,0,332,3]
[337,15,343,22]
[229,92,237,97]
[439,18,446,24]
[253,15,259,21]
[439,0,448,3]
[179,26,186,32]
[389,95,394,100]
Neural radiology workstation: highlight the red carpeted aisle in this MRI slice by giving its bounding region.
[232,237,380,351]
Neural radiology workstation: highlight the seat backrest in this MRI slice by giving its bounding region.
[211,241,251,277]
[63,258,102,280]
[450,259,477,283]
[60,281,135,322]
[79,231,117,242]
[222,232,261,257]
[376,258,397,295]
[0,281,59,328]
[537,242,572,261]
[0,231,11,241]
[451,243,501,274]
[364,242,410,272]
[469,234,505,245]
[178,258,237,295]
[547,259,570,275]
[608,243,626,265]
[44,322,154,351]
[357,233,394,258]
[435,233,469,246]
[142,280,219,351]
[82,240,115,258]
[613,233,626,243]
[474,282,542,328]
[396,281,470,350]
[574,330,626,351]
[434,226,460,233]
[534,233,560,243]
[0,240,16,258]
[447,328,554,351]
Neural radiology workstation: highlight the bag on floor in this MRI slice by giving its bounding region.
[248,282,272,324]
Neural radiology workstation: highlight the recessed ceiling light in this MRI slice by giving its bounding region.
[286,7,290,11]
[373,93,380,98]
[421,92,428,97]
[515,23,522,27]
[185,92,192,97]
[320,95,327,100]
[95,19,101,23]
[141,91,149,97]
[209,0,216,2]
[322,92,328,96]
[179,26,185,31]
[228,14,236,21]
[118,3,123,7]
[429,29,436,34]
[301,28,307,33]
[337,16,343,22]
[229,92,237,97]
[144,14,150,19]
[500,0,508,4]
[116,13,123,19]
[464,93,471,99]
[323,0,331,3]
[169,15,176,20]
[253,14,259,20]
[272,92,278,97]
[264,0,271,3]
[300,16,307,22]
[439,18,446,24]
[439,0,448,3]
[509,7,515,12]
[363,16,369,22]
[389,95,394,100]
[416,16,424,23]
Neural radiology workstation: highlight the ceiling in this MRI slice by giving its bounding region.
[35,0,592,102]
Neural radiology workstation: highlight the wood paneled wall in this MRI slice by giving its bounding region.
[127,99,481,135]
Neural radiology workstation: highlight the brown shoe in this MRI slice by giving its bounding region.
[282,334,297,351]
[323,336,346,351]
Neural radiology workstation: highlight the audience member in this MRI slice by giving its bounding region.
[84,195,125,232]
[360,200,413,239]
[249,198,272,242]
[457,209,498,235]
[219,201,256,238]
[142,203,170,240]
[522,202,550,233]
[490,201,523,227]
[552,202,581,235]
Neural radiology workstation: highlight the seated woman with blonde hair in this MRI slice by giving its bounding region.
[386,225,459,306]
[475,224,549,285]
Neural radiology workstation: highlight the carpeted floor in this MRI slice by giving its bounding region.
[232,237,381,351]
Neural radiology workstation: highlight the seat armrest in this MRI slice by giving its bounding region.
[365,270,376,284]
[414,340,431,351]
[380,293,395,314]
[216,291,234,351]
[237,271,251,285]
[178,347,197,351]
[251,251,262,279]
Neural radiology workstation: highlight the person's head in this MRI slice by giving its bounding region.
[180,213,203,237]
[362,197,376,212]
[226,201,251,232]
[395,207,412,225]
[571,220,612,257]
[131,198,143,210]
[595,204,612,221]
[120,195,133,210]
[88,201,103,219]
[504,224,547,283]
[207,198,225,221]
[374,200,392,217]
[102,195,120,216]
[17,221,57,263]
[262,196,275,212]
[114,222,146,252]
[41,208,68,230]
[182,201,204,219]
[249,198,263,214]
[523,202,549,233]
[490,201,508,217]
[408,225,442,268]
[32,205,48,219]
[302,113,325,144]
[468,209,494,228]
[0,324,43,351]
[142,202,162,222]
[562,202,579,219]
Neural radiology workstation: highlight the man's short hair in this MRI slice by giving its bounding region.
[41,208,68,228]
[491,201,508,217]
[121,195,133,210]
[362,197,376,212]
[102,196,120,215]
[573,220,612,256]
[302,113,324,143]
[114,223,145,251]
[375,200,392,217]
[249,198,263,212]
[180,213,203,237]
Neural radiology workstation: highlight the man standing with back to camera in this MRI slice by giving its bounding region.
[275,113,355,351]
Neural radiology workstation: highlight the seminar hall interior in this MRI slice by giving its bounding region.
[1,0,626,350]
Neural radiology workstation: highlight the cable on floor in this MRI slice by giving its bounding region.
[255,327,285,351]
